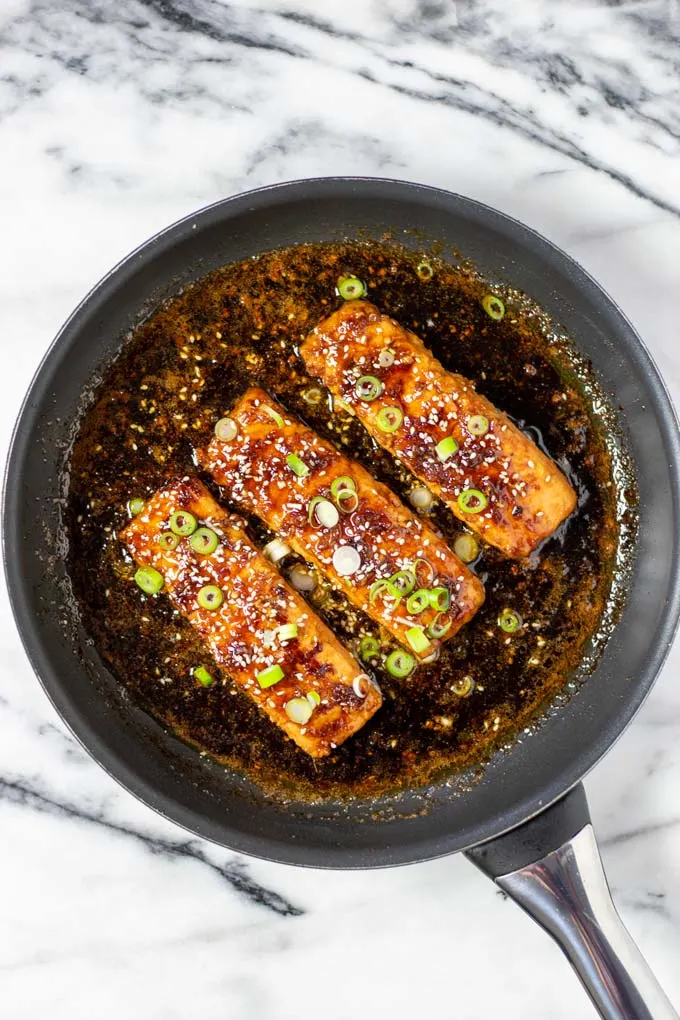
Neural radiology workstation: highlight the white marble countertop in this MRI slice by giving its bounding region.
[1,2,679,1017]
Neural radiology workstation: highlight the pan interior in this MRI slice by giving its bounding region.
[65,238,632,803]
[4,179,680,867]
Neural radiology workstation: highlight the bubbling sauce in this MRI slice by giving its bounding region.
[66,241,635,801]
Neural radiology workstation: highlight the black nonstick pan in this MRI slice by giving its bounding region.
[4,178,680,1019]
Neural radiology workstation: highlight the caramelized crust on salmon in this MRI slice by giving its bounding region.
[300,301,577,558]
[199,388,484,659]
[121,477,381,757]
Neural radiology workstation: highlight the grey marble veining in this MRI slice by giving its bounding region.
[1,2,679,1018]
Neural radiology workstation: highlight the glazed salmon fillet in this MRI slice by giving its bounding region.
[199,388,484,660]
[300,301,577,558]
[121,477,381,757]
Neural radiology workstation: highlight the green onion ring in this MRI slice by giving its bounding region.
[263,405,284,427]
[158,532,180,551]
[359,635,380,661]
[406,589,430,615]
[389,569,416,595]
[190,527,219,555]
[197,584,223,610]
[428,586,451,612]
[134,566,164,595]
[452,675,474,697]
[481,294,505,320]
[385,649,416,678]
[498,609,522,633]
[453,533,479,564]
[337,275,367,300]
[335,488,359,514]
[128,497,145,517]
[169,511,197,536]
[355,375,383,402]
[457,489,488,514]
[285,696,314,723]
[369,579,402,604]
[331,475,356,498]
[428,613,453,639]
[376,406,403,433]
[467,414,489,437]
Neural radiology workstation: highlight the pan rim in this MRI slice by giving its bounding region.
[5,176,680,868]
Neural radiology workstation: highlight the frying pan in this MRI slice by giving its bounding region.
[4,178,680,1019]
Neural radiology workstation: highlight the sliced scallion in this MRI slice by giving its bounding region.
[378,348,395,368]
[128,497,145,517]
[457,489,488,514]
[409,486,434,511]
[263,405,284,427]
[454,533,479,563]
[406,626,431,654]
[369,579,402,604]
[308,496,324,524]
[197,584,223,610]
[360,635,380,661]
[467,414,489,436]
[355,375,383,402]
[482,294,505,321]
[353,674,369,698]
[414,558,435,587]
[376,406,403,433]
[263,537,291,565]
[385,649,416,678]
[416,259,434,281]
[289,564,316,592]
[308,497,340,528]
[307,690,321,707]
[214,417,237,441]
[436,436,459,462]
[337,275,367,300]
[406,589,430,615]
[158,532,179,551]
[335,488,359,514]
[331,476,356,498]
[428,586,450,612]
[285,697,314,724]
[452,675,474,697]
[498,609,522,633]
[190,527,219,555]
[257,664,284,689]
[389,569,416,596]
[277,623,299,642]
[194,665,215,687]
[302,387,324,406]
[169,511,197,536]
[286,453,309,477]
[134,566,164,595]
[428,612,453,639]
[332,545,361,576]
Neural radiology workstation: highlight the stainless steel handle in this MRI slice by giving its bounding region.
[498,824,677,1020]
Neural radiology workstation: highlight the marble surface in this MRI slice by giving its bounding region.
[1,1,680,1017]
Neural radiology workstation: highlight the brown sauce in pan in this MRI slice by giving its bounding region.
[66,241,635,801]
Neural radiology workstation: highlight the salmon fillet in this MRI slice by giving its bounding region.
[199,388,484,660]
[300,300,577,558]
[121,477,381,757]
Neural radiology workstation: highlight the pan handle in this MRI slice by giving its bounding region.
[465,784,677,1020]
